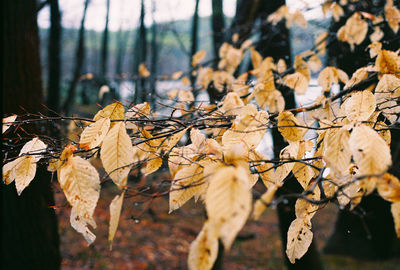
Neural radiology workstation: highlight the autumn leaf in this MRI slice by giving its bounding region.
[100,122,134,188]
[108,191,125,250]
[59,155,100,245]
[341,91,376,122]
[94,102,125,127]
[79,117,110,150]
[139,63,150,77]
[277,111,304,142]
[391,202,400,237]
[169,163,205,213]
[337,12,368,50]
[2,114,17,133]
[188,221,218,270]
[377,173,400,203]
[323,128,351,175]
[284,72,309,94]
[375,50,400,79]
[349,125,392,176]
[192,50,207,67]
[205,166,252,250]
[286,218,313,264]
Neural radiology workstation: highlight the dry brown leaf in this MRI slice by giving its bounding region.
[108,190,125,250]
[100,122,134,188]
[79,117,110,150]
[349,125,392,176]
[286,218,313,264]
[188,221,218,270]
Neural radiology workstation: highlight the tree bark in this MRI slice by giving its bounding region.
[46,0,62,113]
[100,0,110,82]
[2,0,60,269]
[211,0,224,68]
[133,0,147,103]
[150,0,158,106]
[62,0,90,115]
[189,0,200,90]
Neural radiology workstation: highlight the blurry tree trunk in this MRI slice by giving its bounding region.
[115,28,129,77]
[324,0,400,259]
[46,0,62,113]
[62,0,89,115]
[100,0,110,82]
[190,0,200,89]
[150,0,158,106]
[211,0,224,68]
[2,0,60,269]
[229,0,261,43]
[133,0,147,103]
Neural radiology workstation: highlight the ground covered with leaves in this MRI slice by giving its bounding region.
[54,169,400,270]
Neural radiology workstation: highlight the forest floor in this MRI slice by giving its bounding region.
[54,165,400,270]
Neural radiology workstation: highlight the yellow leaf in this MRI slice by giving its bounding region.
[178,90,195,103]
[292,9,307,28]
[2,158,21,185]
[391,202,400,237]
[139,63,150,77]
[79,117,110,150]
[19,137,47,161]
[337,13,368,50]
[2,114,17,133]
[349,125,391,175]
[108,191,125,250]
[59,155,100,245]
[141,156,163,176]
[284,72,309,94]
[181,76,191,86]
[368,41,382,58]
[250,47,263,69]
[332,3,344,22]
[100,122,134,188]
[278,111,304,142]
[169,163,205,212]
[275,142,299,185]
[323,128,351,175]
[307,55,322,72]
[13,156,36,195]
[188,221,218,270]
[171,71,183,80]
[341,91,376,122]
[222,110,269,150]
[94,102,125,126]
[377,173,400,203]
[385,1,400,33]
[370,26,384,42]
[375,50,400,79]
[205,166,252,250]
[192,50,207,67]
[286,218,313,264]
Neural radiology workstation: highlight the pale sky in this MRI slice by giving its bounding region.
[38,0,324,31]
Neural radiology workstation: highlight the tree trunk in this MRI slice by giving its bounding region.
[62,0,89,115]
[324,0,400,259]
[100,0,110,82]
[46,0,62,113]
[211,0,224,68]
[115,28,129,77]
[190,0,200,90]
[2,0,60,269]
[150,0,158,107]
[133,0,147,103]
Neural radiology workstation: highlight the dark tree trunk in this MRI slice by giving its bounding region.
[150,0,158,107]
[230,0,261,43]
[115,28,129,77]
[324,0,400,259]
[133,0,147,103]
[100,0,110,82]
[46,0,62,113]
[1,0,60,269]
[190,0,200,89]
[62,0,89,115]
[211,0,224,68]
